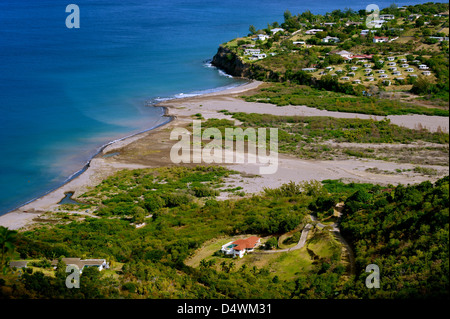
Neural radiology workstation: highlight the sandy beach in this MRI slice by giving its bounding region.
[0,80,448,230]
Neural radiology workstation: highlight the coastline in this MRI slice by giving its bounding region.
[0,79,448,230]
[0,81,259,230]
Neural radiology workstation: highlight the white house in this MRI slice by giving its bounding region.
[377,69,386,74]
[302,67,317,72]
[379,74,388,78]
[353,79,361,84]
[406,68,414,72]
[334,50,353,59]
[401,64,409,68]
[361,29,370,35]
[387,57,395,61]
[293,41,306,46]
[244,48,261,55]
[387,62,396,66]
[389,67,397,71]
[393,71,402,76]
[341,76,350,80]
[252,53,267,59]
[255,34,270,41]
[221,236,261,258]
[305,29,323,35]
[322,36,340,43]
[350,66,358,71]
[380,14,395,20]
[422,71,431,76]
[419,64,429,70]
[366,77,374,81]
[399,58,407,63]
[270,28,284,34]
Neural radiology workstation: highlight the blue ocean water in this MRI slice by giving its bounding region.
[0,0,440,215]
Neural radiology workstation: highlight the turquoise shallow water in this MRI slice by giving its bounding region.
[0,0,438,215]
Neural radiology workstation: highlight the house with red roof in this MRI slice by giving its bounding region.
[221,236,261,258]
[373,36,389,43]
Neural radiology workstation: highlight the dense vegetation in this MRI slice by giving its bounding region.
[0,166,448,299]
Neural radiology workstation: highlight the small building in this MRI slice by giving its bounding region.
[364,68,372,73]
[254,34,270,41]
[377,69,385,74]
[387,57,395,61]
[221,236,261,258]
[373,36,389,43]
[366,77,374,81]
[380,14,395,20]
[252,53,267,59]
[322,36,340,43]
[409,74,418,77]
[270,28,284,34]
[363,63,372,68]
[293,41,306,46]
[401,64,409,68]
[399,58,407,63]
[393,71,402,76]
[422,71,431,76]
[383,80,391,86]
[419,64,429,70]
[302,67,317,72]
[305,29,323,35]
[350,66,358,71]
[406,68,414,72]
[353,79,361,84]
[341,76,350,80]
[244,48,261,55]
[387,62,396,66]
[348,72,355,77]
[360,29,369,35]
[379,74,388,78]
[389,67,397,71]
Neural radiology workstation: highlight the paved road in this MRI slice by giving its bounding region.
[257,224,313,254]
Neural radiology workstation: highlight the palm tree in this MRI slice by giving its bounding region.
[0,226,18,272]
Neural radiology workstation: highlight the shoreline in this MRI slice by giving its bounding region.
[0,80,259,230]
[0,79,448,230]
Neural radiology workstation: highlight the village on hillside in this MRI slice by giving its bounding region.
[222,3,449,91]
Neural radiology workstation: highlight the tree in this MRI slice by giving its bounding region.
[0,226,17,273]
[284,10,292,22]
[249,25,257,35]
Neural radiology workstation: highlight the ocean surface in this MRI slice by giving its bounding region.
[0,0,441,215]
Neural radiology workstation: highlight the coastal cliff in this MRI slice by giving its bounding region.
[211,46,251,77]
[211,46,283,81]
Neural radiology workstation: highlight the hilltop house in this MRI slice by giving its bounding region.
[419,64,429,70]
[51,258,109,273]
[221,236,261,258]
[422,71,431,76]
